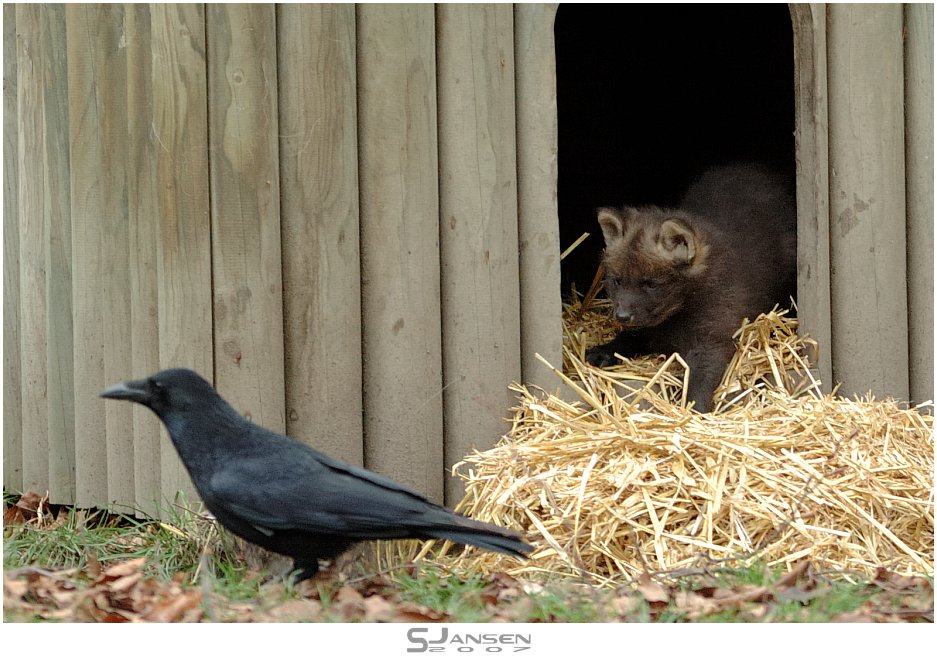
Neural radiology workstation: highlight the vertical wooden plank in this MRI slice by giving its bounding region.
[278,5,363,463]
[904,3,934,405]
[151,4,212,503]
[98,9,133,510]
[514,3,562,392]
[16,3,48,495]
[790,4,832,391]
[42,5,75,505]
[3,3,23,490]
[125,4,162,516]
[437,4,520,504]
[16,4,73,499]
[207,4,285,432]
[827,5,909,400]
[68,4,133,507]
[357,4,444,500]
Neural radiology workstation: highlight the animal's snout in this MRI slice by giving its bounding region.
[615,309,634,323]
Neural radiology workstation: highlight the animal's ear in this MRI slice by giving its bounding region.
[658,219,697,263]
[597,208,624,243]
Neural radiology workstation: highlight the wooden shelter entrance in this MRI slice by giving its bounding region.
[554,4,795,295]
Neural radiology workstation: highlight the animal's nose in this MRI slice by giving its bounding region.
[615,310,633,323]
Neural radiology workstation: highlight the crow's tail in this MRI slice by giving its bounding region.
[425,514,534,559]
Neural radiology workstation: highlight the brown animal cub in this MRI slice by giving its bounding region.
[586,164,796,412]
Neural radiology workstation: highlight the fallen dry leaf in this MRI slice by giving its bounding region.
[334,585,363,604]
[84,550,102,579]
[143,590,203,623]
[712,584,770,605]
[259,599,324,623]
[635,574,670,604]
[392,602,449,623]
[108,571,144,594]
[775,560,811,587]
[102,557,147,580]
[3,504,25,526]
[872,568,932,593]
[672,590,719,619]
[610,594,642,617]
[15,491,46,516]
[481,571,522,607]
[774,585,821,604]
[4,576,29,599]
[362,594,395,622]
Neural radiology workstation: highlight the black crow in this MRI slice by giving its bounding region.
[101,368,532,580]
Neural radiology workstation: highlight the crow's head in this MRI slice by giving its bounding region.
[101,368,217,418]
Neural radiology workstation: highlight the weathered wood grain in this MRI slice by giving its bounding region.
[790,4,832,392]
[436,4,520,504]
[40,6,75,505]
[277,4,363,463]
[514,3,562,394]
[357,4,445,501]
[17,4,76,501]
[125,4,162,516]
[4,3,23,491]
[207,4,286,433]
[150,4,212,503]
[15,3,49,495]
[904,3,934,405]
[827,4,909,400]
[68,3,132,507]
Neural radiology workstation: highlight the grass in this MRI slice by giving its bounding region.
[3,495,239,582]
[394,568,492,622]
[3,496,932,623]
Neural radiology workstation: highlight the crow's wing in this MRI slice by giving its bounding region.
[205,443,447,539]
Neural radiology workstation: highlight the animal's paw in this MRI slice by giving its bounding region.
[585,344,619,368]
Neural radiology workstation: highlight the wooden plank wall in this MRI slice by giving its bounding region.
[4,4,931,514]
[792,4,932,405]
[3,3,563,511]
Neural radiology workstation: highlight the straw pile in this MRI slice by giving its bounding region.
[382,294,934,584]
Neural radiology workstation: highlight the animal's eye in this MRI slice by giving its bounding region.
[610,275,623,286]
[642,280,660,291]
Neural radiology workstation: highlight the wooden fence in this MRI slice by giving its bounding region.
[791,4,933,405]
[3,3,562,514]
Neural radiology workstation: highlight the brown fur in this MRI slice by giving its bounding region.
[587,163,796,412]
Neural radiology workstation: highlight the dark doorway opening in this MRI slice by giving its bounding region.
[555,4,796,294]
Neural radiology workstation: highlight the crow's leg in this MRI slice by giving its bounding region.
[289,560,321,583]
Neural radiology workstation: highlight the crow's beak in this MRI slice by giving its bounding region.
[100,378,150,403]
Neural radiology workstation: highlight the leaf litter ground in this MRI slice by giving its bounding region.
[4,495,932,623]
